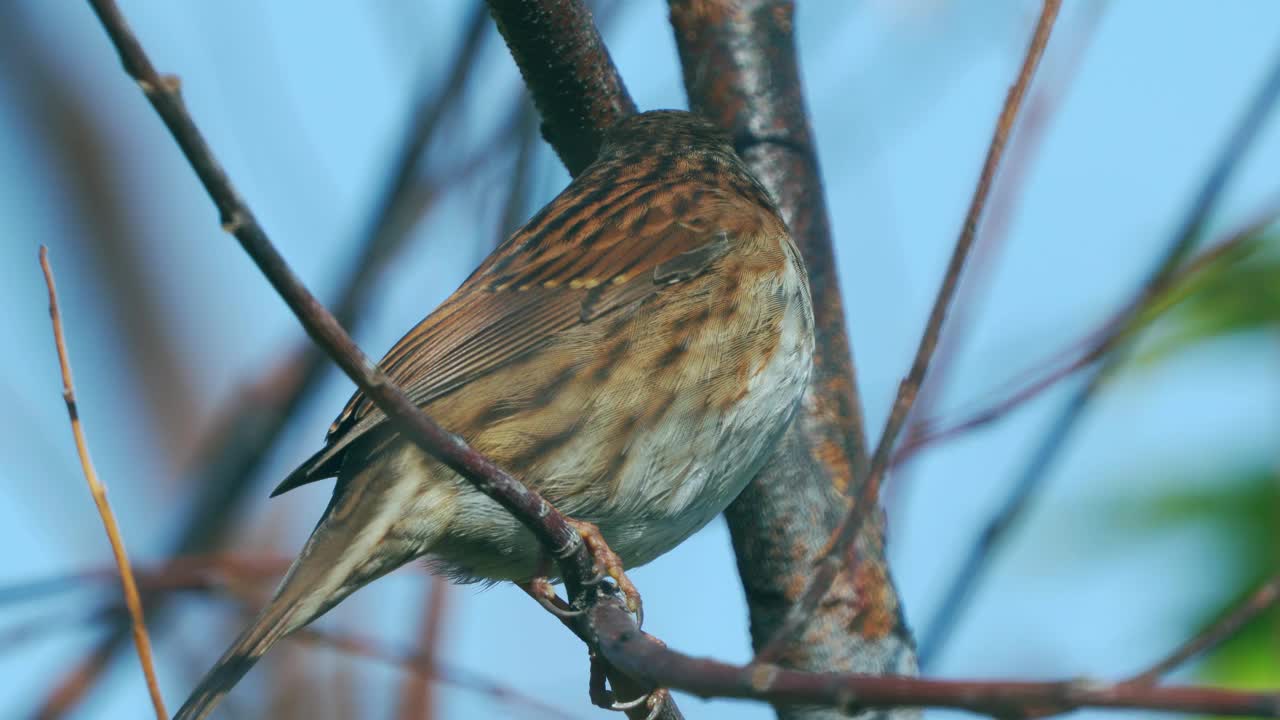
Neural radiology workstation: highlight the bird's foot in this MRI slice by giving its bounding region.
[566,518,643,627]
[612,689,670,720]
[521,577,584,619]
[590,654,669,719]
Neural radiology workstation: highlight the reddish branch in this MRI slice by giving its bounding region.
[582,595,1280,718]
[84,0,599,601]
[895,194,1280,466]
[38,8,511,716]
[895,1,1104,487]
[755,0,1063,661]
[485,0,637,175]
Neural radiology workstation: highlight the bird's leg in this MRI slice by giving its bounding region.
[566,518,643,627]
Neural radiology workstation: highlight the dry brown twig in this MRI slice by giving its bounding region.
[39,246,168,720]
[756,0,1064,660]
[892,0,1105,508]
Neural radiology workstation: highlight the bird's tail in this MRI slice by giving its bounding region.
[174,457,427,719]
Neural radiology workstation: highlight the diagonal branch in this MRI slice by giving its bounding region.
[82,3,675,719]
[917,44,1280,666]
[36,8,510,716]
[755,0,1063,661]
[83,0,599,611]
[892,0,1104,507]
[894,194,1280,466]
[1126,572,1280,686]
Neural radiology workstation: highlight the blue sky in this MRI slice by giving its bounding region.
[3,2,1279,718]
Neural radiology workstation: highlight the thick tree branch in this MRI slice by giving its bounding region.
[918,45,1280,666]
[485,0,637,175]
[748,0,1062,665]
[667,8,902,717]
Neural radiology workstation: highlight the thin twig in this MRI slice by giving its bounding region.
[84,0,600,607]
[755,0,1063,661]
[894,193,1280,465]
[917,44,1280,667]
[893,0,1104,510]
[39,246,168,720]
[1126,573,1280,686]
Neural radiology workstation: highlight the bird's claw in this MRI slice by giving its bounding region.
[612,689,670,720]
[524,577,584,619]
[567,518,644,627]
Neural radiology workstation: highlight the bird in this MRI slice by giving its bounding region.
[175,109,814,719]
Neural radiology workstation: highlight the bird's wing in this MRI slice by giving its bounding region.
[271,179,760,496]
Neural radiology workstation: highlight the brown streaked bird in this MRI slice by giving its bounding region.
[175,110,814,719]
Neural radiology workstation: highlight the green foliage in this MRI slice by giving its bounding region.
[1132,231,1280,365]
[1107,466,1280,700]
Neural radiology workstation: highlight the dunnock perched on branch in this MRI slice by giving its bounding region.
[176,110,814,718]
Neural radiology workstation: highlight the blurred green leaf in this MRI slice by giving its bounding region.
[1100,466,1279,708]
[1132,232,1280,365]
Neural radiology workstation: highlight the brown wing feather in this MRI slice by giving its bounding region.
[271,177,757,497]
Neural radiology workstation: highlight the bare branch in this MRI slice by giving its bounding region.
[917,43,1280,667]
[895,193,1280,465]
[39,247,168,720]
[755,0,1063,661]
[895,1,1104,493]
[82,0,601,607]
[485,0,637,175]
[585,596,1280,718]
[36,9,515,715]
